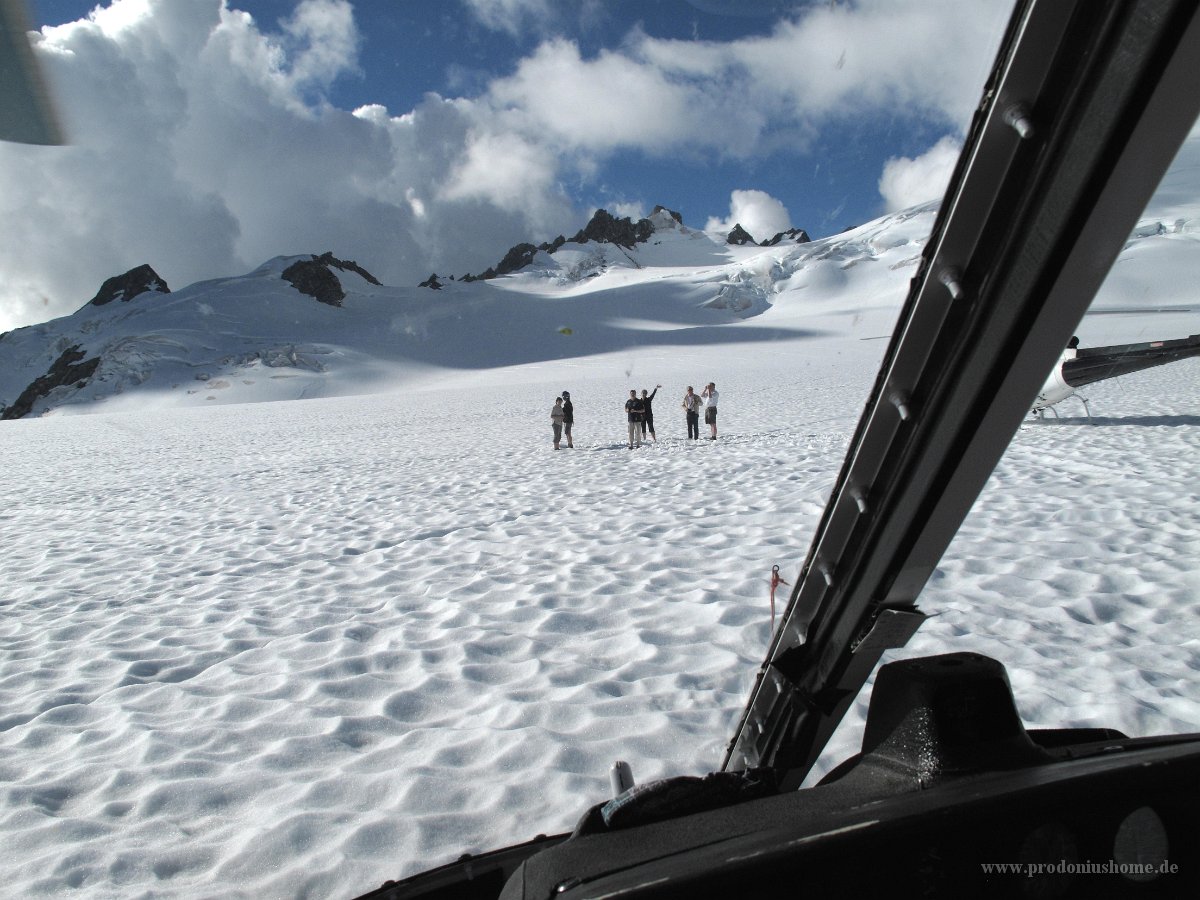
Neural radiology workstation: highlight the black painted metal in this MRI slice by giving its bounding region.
[497,654,1200,899]
[1062,333,1200,388]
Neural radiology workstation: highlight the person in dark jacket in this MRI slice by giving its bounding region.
[640,385,661,442]
[624,389,644,449]
[561,390,574,448]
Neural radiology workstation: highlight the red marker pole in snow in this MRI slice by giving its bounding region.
[769,565,789,632]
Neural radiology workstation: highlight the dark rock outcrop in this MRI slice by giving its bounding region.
[317,251,381,286]
[283,258,344,307]
[495,243,540,277]
[418,273,443,290]
[2,344,101,420]
[727,224,757,245]
[281,252,381,307]
[761,227,811,246]
[461,268,495,284]
[570,208,655,248]
[88,264,170,307]
[464,208,676,281]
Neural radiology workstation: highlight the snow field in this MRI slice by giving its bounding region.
[2,332,1198,898]
[1,189,1198,896]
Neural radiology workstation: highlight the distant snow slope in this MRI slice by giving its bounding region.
[1,195,1198,898]
[0,205,927,418]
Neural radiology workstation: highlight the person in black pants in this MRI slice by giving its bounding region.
[682,385,700,439]
[640,385,661,442]
[625,390,644,448]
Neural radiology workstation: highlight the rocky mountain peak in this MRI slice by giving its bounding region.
[87,264,170,307]
[463,206,685,282]
[726,224,757,245]
[761,227,811,246]
[570,208,655,248]
[281,252,381,307]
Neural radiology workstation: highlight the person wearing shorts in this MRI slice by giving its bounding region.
[701,382,718,439]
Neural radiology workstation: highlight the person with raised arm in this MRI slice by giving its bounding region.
[701,382,719,440]
[640,385,661,442]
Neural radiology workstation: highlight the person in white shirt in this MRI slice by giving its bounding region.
[701,382,719,440]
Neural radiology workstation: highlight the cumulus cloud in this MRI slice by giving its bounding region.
[461,0,555,35]
[635,0,1009,132]
[461,0,607,39]
[706,190,793,241]
[0,0,571,332]
[487,39,713,151]
[277,0,360,92]
[878,135,962,213]
[0,0,1012,333]
[459,1,1011,188]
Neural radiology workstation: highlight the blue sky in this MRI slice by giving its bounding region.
[4,0,1012,330]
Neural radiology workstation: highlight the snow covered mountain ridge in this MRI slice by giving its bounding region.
[450,206,809,284]
[0,202,895,420]
[1,197,1194,420]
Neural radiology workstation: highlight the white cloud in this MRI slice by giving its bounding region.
[486,39,714,151]
[0,0,1014,333]
[706,190,793,241]
[441,129,565,220]
[460,0,607,39]
[461,0,554,35]
[0,1,572,333]
[878,135,962,213]
[277,0,360,92]
[636,0,1010,130]
[464,0,1011,204]
[604,200,646,221]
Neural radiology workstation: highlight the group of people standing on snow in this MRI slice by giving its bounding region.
[624,386,661,448]
[550,382,718,449]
